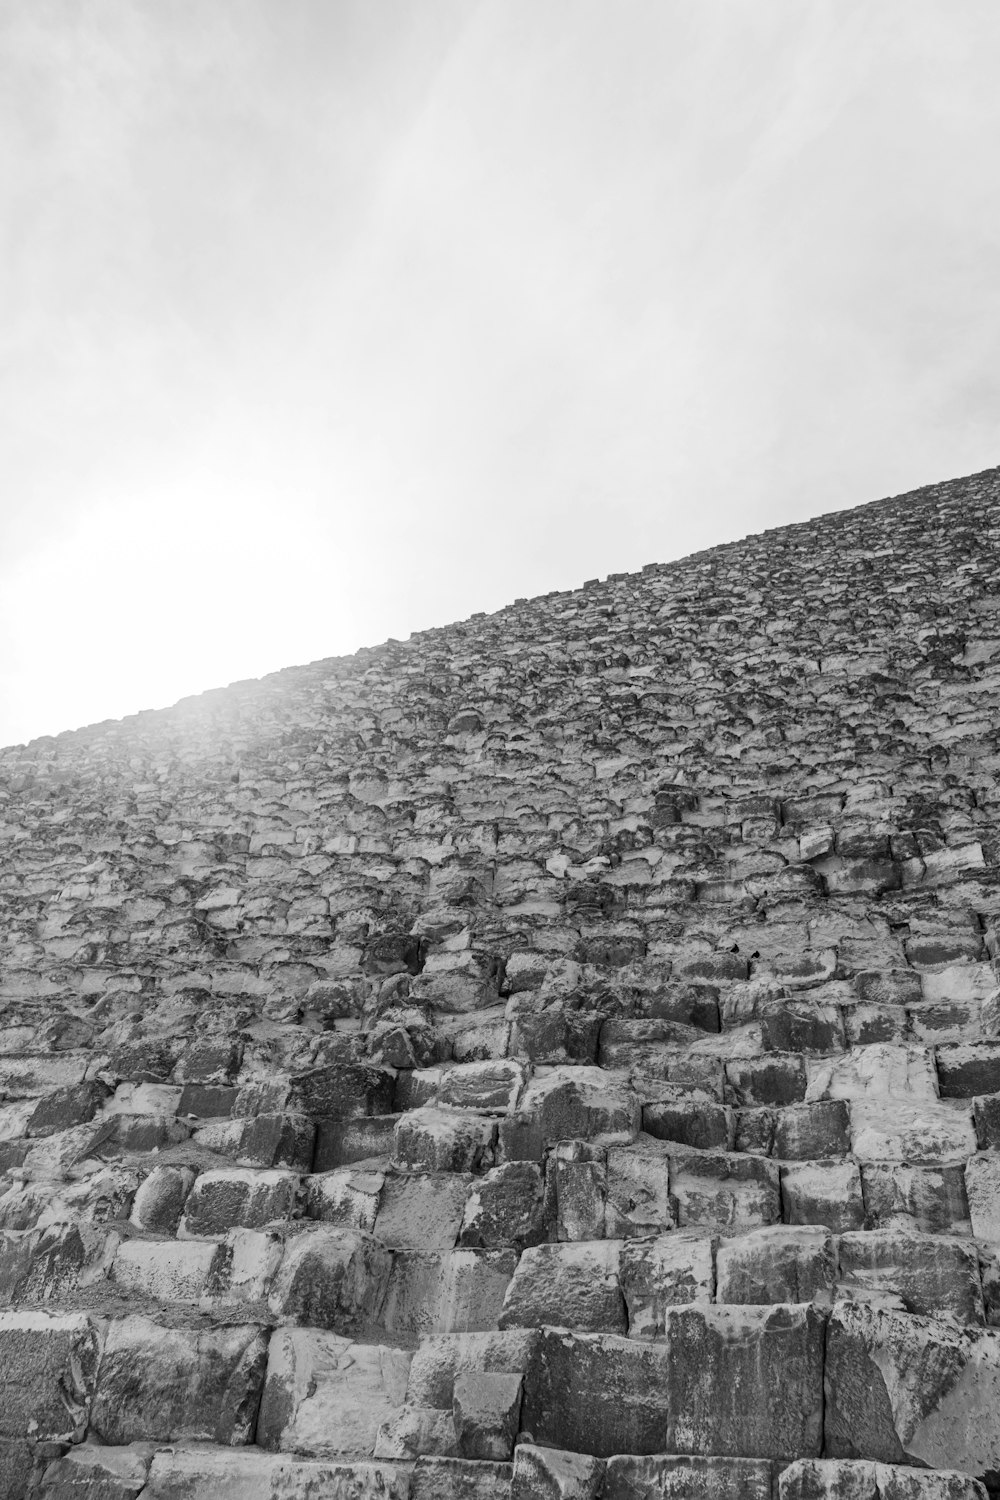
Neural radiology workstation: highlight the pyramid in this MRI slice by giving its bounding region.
[2,466,1000,1498]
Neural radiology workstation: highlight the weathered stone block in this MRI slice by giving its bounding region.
[382,1248,516,1336]
[825,1301,1000,1473]
[670,1149,781,1231]
[499,1068,639,1161]
[548,1142,607,1242]
[716,1224,836,1304]
[620,1231,715,1337]
[511,1443,604,1500]
[267,1226,392,1333]
[499,1241,625,1333]
[257,1328,412,1458]
[314,1116,398,1170]
[89,1316,268,1445]
[774,1101,851,1161]
[178,1169,301,1238]
[605,1140,675,1237]
[642,1096,734,1151]
[410,1457,512,1500]
[393,1108,496,1174]
[452,1371,521,1459]
[665,1303,825,1459]
[861,1163,971,1236]
[374,1172,471,1249]
[725,1056,807,1108]
[458,1161,548,1248]
[140,1445,411,1499]
[837,1230,984,1324]
[779,1458,988,1498]
[0,1310,102,1443]
[521,1328,671,1457]
[781,1162,865,1232]
[404,1330,538,1410]
[37,1444,151,1499]
[604,1454,773,1499]
[938,1044,1000,1098]
[305,1168,384,1233]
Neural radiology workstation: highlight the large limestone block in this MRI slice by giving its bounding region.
[499,1241,625,1333]
[549,1142,607,1241]
[605,1141,675,1237]
[373,1172,471,1250]
[436,1061,525,1113]
[129,1166,196,1234]
[666,1303,825,1459]
[267,1226,392,1333]
[257,1328,412,1458]
[140,1445,411,1499]
[807,1046,939,1104]
[837,1231,984,1324]
[306,1168,384,1233]
[670,1149,780,1231]
[177,1169,301,1237]
[779,1458,988,1498]
[511,1443,604,1499]
[410,1457,512,1500]
[620,1232,715,1338]
[781,1162,865,1232]
[521,1328,671,1457]
[716,1224,836,1304]
[499,1068,640,1161]
[404,1330,538,1409]
[0,1222,113,1306]
[965,1155,1000,1243]
[111,1236,221,1304]
[850,1100,976,1163]
[382,1248,516,1336]
[452,1370,521,1459]
[861,1164,971,1236]
[89,1316,268,1445]
[825,1300,1000,1475]
[37,1443,151,1499]
[603,1454,773,1499]
[393,1108,496,1174]
[458,1161,548,1248]
[0,1310,102,1444]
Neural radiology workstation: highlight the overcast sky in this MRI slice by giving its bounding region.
[2,1,999,747]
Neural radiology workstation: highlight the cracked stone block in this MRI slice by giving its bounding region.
[620,1231,715,1338]
[779,1458,988,1499]
[0,1222,113,1305]
[773,1100,851,1160]
[139,1446,412,1500]
[305,1168,384,1233]
[964,1156,1000,1243]
[0,1310,103,1444]
[111,1236,222,1304]
[670,1149,781,1231]
[290,1063,394,1120]
[89,1316,268,1445]
[499,1240,624,1333]
[375,1404,458,1460]
[178,1169,301,1238]
[404,1330,538,1410]
[257,1328,412,1459]
[716,1224,836,1304]
[267,1226,392,1334]
[825,1300,1000,1474]
[781,1162,865,1232]
[641,1095,734,1151]
[436,1061,525,1113]
[36,1444,151,1499]
[499,1069,640,1161]
[549,1142,607,1242]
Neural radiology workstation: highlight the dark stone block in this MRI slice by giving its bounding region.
[177,1084,237,1119]
[725,1056,807,1108]
[314,1115,399,1170]
[773,1101,851,1160]
[26,1082,109,1139]
[642,1099,733,1151]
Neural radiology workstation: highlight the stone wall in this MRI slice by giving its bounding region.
[1,467,1000,1496]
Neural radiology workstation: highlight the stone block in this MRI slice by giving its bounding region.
[404,1330,538,1410]
[290,1063,394,1120]
[140,1446,411,1500]
[37,1444,151,1499]
[374,1172,471,1249]
[642,1096,734,1151]
[837,1230,984,1324]
[774,1101,851,1160]
[779,1458,988,1498]
[781,1162,865,1232]
[548,1142,607,1241]
[938,1044,1000,1098]
[111,1236,221,1304]
[305,1168,384,1233]
[452,1371,521,1459]
[965,1155,1000,1243]
[178,1169,301,1238]
[499,1241,625,1334]
[670,1149,781,1231]
[760,1002,845,1055]
[499,1068,639,1161]
[605,1140,675,1237]
[458,1161,549,1248]
[716,1224,836,1304]
[382,1248,517,1336]
[511,1444,604,1500]
[0,1222,112,1306]
[521,1328,671,1457]
[604,1454,773,1499]
[89,1316,268,1444]
[0,1310,102,1443]
[436,1061,525,1113]
[620,1231,715,1338]
[825,1301,1000,1472]
[267,1226,392,1333]
[393,1108,496,1174]
[410,1457,512,1500]
[314,1116,398,1170]
[26,1081,109,1139]
[257,1328,412,1458]
[665,1303,825,1459]
[725,1056,807,1107]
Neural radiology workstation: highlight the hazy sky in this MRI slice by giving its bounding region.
[2,1,999,746]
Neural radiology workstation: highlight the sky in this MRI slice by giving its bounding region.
[2,0,999,747]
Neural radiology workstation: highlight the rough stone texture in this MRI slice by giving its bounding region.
[8,465,1000,1487]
